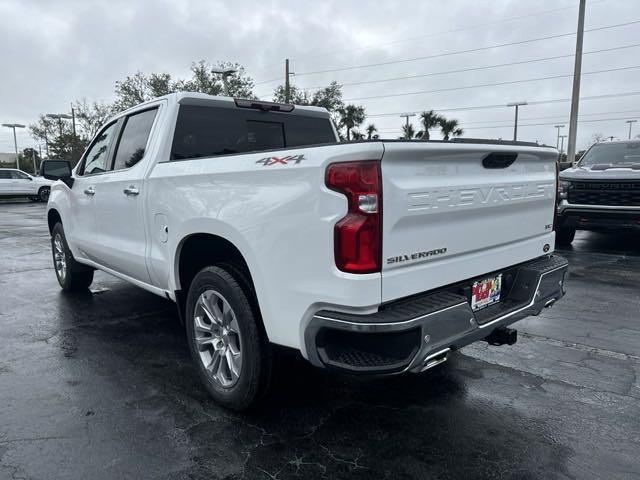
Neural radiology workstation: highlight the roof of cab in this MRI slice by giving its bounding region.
[118,92,330,118]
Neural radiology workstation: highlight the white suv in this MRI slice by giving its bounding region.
[0,168,52,202]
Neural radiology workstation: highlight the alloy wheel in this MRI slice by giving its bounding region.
[193,290,243,388]
[53,234,66,281]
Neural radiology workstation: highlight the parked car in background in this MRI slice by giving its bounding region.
[43,93,568,410]
[0,168,52,201]
[556,140,640,245]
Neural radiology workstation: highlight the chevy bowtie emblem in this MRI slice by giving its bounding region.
[256,154,305,166]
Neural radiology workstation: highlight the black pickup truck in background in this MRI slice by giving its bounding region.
[556,140,640,245]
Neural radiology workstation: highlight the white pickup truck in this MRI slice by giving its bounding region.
[43,93,568,410]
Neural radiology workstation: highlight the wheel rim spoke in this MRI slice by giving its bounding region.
[198,294,220,325]
[193,289,243,389]
[207,349,222,373]
[194,314,212,334]
[196,336,216,350]
[228,317,240,334]
[216,353,229,385]
[226,349,240,380]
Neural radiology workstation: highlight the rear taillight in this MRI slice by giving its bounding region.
[326,161,382,273]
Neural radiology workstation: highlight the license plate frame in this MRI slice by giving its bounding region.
[471,273,503,311]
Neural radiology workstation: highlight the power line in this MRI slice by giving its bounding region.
[292,19,640,77]
[253,1,608,82]
[462,109,640,125]
[287,2,604,67]
[345,64,640,102]
[254,77,282,86]
[464,116,640,130]
[365,90,640,117]
[303,43,640,90]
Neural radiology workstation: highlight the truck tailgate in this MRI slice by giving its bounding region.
[381,141,557,302]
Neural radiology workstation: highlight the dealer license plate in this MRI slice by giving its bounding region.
[471,274,502,311]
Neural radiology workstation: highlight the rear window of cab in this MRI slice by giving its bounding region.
[170,105,336,161]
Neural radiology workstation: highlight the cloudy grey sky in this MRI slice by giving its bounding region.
[1,0,639,153]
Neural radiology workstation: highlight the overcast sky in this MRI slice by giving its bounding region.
[1,0,639,153]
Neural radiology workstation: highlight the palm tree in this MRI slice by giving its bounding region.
[337,104,366,141]
[440,118,463,141]
[416,110,443,141]
[401,123,416,140]
[365,124,377,139]
[351,130,365,140]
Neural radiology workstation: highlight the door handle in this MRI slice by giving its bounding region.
[84,187,95,196]
[123,185,139,196]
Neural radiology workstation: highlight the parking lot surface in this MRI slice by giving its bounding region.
[1,201,639,480]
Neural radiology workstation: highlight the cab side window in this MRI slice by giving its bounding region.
[0,171,11,179]
[112,108,158,171]
[81,122,118,175]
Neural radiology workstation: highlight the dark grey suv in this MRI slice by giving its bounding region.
[556,141,640,245]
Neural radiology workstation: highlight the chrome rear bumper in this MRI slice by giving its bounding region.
[305,255,569,374]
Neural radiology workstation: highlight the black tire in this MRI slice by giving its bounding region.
[51,223,94,291]
[38,187,50,202]
[185,265,272,411]
[555,227,576,246]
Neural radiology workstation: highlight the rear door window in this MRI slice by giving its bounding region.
[170,105,336,161]
[112,108,158,171]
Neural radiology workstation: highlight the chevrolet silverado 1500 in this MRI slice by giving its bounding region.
[43,93,568,410]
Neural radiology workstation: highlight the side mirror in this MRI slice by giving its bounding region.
[42,160,74,187]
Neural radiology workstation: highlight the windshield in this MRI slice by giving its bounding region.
[579,142,640,167]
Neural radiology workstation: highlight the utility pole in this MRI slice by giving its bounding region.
[507,101,527,141]
[400,113,416,139]
[31,148,37,174]
[285,58,291,103]
[567,0,586,164]
[2,123,25,170]
[626,119,637,139]
[554,124,565,149]
[70,104,77,137]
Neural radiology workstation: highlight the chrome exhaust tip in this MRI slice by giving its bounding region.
[421,348,450,372]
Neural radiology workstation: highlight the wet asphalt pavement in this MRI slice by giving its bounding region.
[1,200,639,480]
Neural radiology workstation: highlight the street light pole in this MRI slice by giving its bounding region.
[285,59,290,103]
[46,113,73,136]
[626,119,637,139]
[507,101,527,141]
[559,135,568,156]
[2,123,26,170]
[211,68,238,97]
[567,0,586,164]
[400,113,416,139]
[554,124,565,149]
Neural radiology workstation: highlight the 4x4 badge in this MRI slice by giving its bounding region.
[256,154,305,166]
